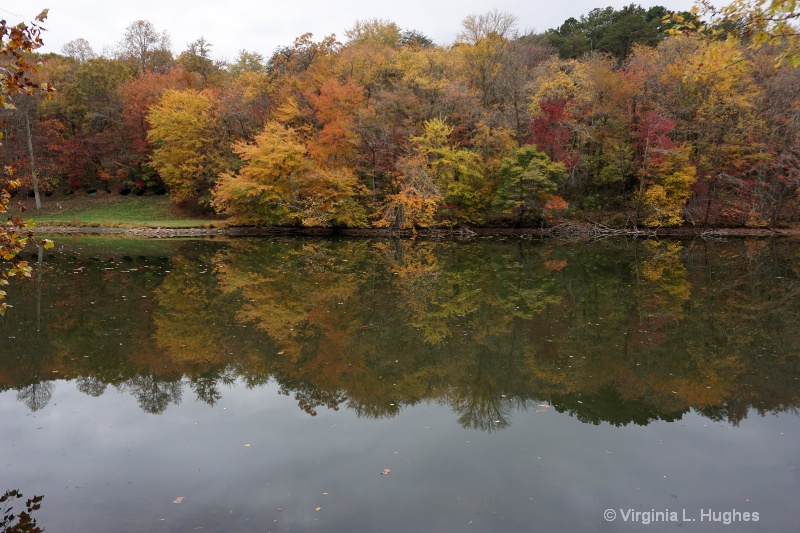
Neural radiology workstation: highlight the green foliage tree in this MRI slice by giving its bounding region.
[493,145,567,224]
[70,58,131,133]
[546,4,675,60]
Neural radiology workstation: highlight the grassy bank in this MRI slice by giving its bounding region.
[22,193,221,228]
[15,192,800,238]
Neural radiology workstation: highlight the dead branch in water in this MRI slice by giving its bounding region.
[551,221,657,240]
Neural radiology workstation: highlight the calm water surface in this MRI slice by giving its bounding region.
[1,236,799,532]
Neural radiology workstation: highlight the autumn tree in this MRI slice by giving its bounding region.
[674,0,800,67]
[147,89,230,209]
[340,19,403,96]
[37,56,131,189]
[528,53,638,206]
[569,54,638,202]
[267,32,340,124]
[305,77,366,168]
[213,121,366,227]
[213,121,308,225]
[347,40,457,202]
[216,70,270,142]
[5,93,44,208]
[228,49,266,75]
[119,68,190,188]
[748,46,800,224]
[177,37,224,87]
[453,11,537,137]
[627,35,768,225]
[639,146,697,226]
[409,117,486,224]
[0,10,53,315]
[527,58,581,172]
[469,121,517,194]
[377,151,442,229]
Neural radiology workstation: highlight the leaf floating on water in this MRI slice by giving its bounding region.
[380,469,391,475]
[173,496,185,504]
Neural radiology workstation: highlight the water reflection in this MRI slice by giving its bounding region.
[15,382,53,413]
[0,490,44,533]
[1,236,799,431]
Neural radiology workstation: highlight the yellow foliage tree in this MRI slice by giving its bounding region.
[641,148,697,226]
[147,89,230,209]
[376,152,442,230]
[409,118,486,224]
[671,0,800,67]
[213,121,367,227]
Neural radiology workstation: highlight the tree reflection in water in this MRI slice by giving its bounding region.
[1,237,800,431]
[0,490,44,533]
[15,382,53,413]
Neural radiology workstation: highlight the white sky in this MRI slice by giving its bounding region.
[4,0,697,62]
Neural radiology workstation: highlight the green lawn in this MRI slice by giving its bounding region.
[29,195,222,228]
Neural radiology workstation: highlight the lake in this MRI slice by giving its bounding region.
[1,235,799,532]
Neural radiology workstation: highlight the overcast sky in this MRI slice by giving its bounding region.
[5,0,697,62]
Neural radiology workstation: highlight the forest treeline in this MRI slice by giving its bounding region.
[2,4,799,229]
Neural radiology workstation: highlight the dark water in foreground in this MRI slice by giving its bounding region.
[1,236,799,532]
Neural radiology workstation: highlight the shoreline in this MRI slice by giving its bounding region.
[32,223,800,239]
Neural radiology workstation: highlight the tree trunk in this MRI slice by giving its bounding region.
[23,112,41,211]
